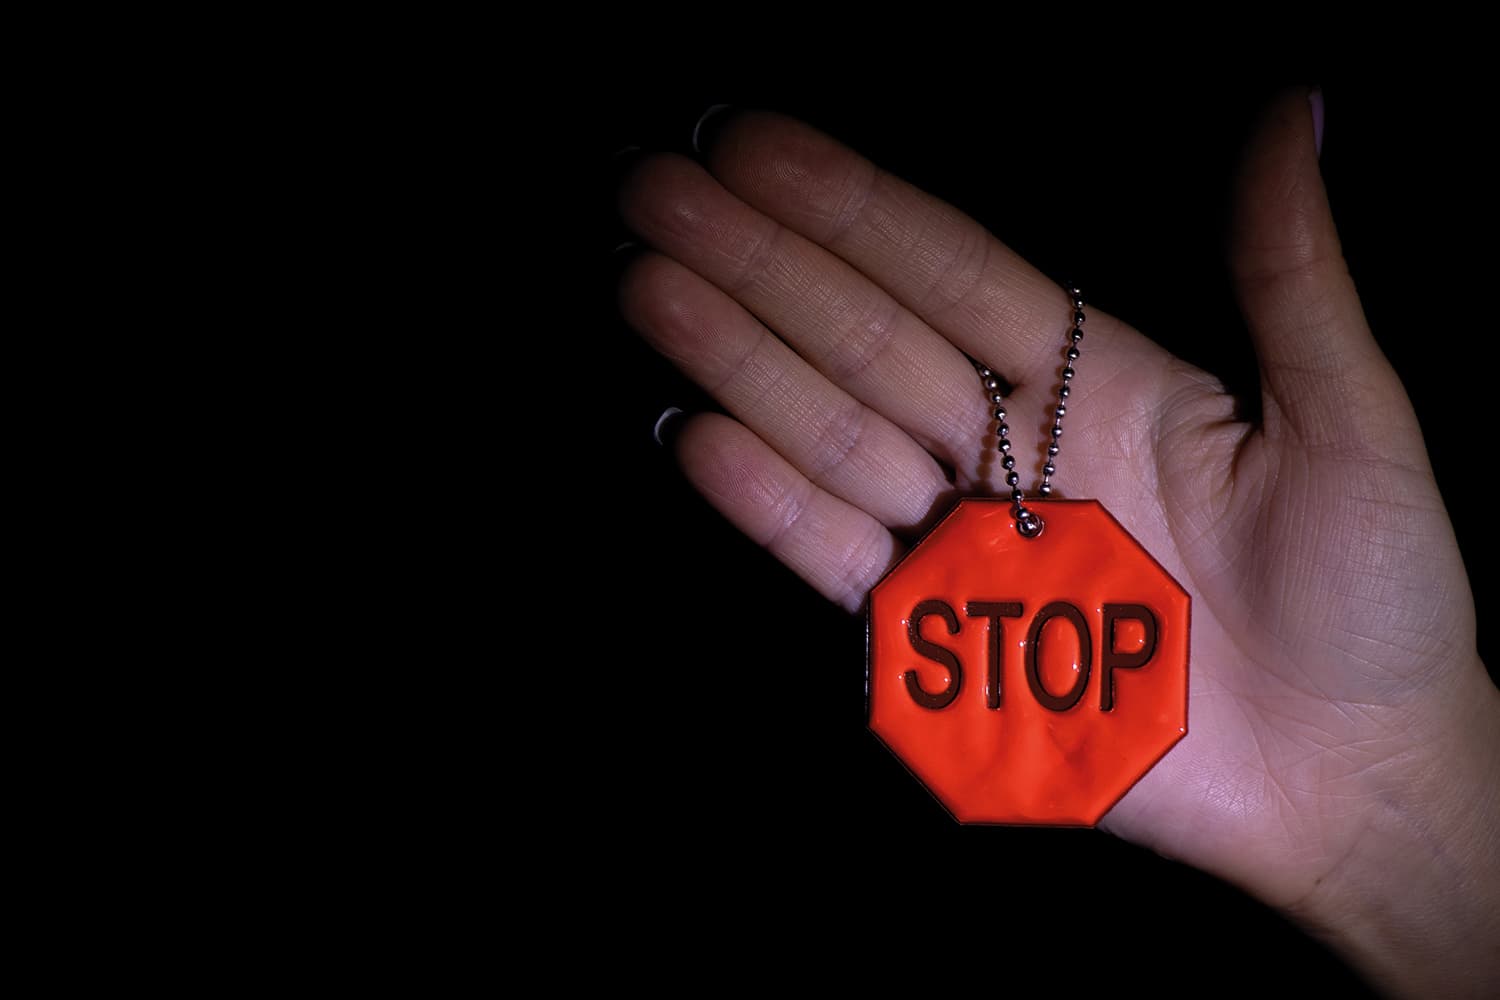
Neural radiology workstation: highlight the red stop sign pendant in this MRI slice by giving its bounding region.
[868,498,1189,825]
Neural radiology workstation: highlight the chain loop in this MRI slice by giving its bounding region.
[974,283,1084,537]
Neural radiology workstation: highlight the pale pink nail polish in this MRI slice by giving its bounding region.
[692,105,732,156]
[654,407,685,446]
[1309,87,1325,158]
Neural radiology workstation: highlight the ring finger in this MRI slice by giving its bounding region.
[619,251,955,534]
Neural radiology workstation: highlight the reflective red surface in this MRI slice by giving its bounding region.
[868,498,1189,825]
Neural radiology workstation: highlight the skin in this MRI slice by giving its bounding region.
[615,89,1499,996]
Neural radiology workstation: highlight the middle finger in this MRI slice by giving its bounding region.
[619,152,990,481]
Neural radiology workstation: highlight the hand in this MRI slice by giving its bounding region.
[614,91,1498,996]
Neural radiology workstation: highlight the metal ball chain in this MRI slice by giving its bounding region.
[974,283,1085,539]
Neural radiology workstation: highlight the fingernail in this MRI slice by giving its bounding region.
[691,104,734,156]
[612,240,641,277]
[1308,87,1325,159]
[612,144,645,185]
[653,406,686,447]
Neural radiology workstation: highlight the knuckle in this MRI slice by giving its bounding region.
[819,295,902,384]
[805,401,870,485]
[762,480,815,555]
[917,225,993,319]
[817,160,880,245]
[725,221,788,295]
[1233,241,1348,294]
[831,522,889,611]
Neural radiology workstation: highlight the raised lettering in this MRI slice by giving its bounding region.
[905,599,962,709]
[1025,601,1091,712]
[965,601,1022,709]
[1100,603,1158,710]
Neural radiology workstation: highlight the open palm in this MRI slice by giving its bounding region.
[616,93,1497,994]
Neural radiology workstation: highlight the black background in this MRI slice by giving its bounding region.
[586,66,1494,992]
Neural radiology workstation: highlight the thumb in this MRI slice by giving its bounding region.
[1229,87,1424,462]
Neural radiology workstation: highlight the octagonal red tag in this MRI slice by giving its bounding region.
[868,498,1189,825]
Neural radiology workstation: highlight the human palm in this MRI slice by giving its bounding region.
[616,92,1497,994]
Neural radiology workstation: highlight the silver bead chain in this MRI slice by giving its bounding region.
[974,283,1085,539]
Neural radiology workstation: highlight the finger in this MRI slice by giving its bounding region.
[698,110,1164,388]
[1229,87,1426,461]
[619,251,954,533]
[618,152,989,475]
[674,413,902,613]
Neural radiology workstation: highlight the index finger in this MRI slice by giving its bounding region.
[699,110,1166,388]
